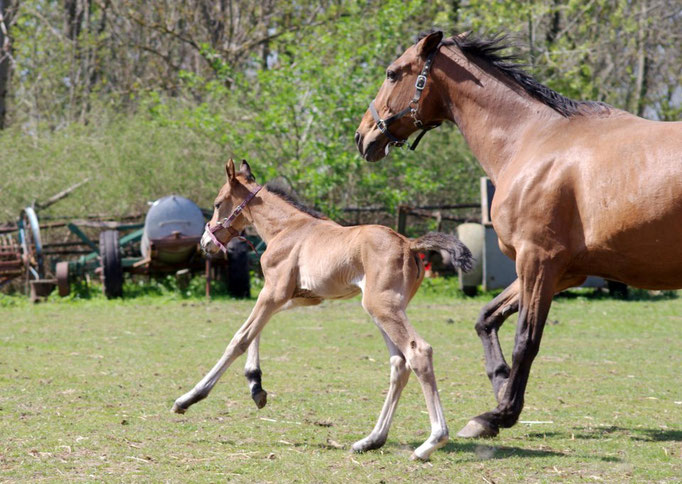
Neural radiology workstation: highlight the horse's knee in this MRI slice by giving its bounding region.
[474,310,490,336]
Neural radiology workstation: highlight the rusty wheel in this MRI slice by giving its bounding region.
[56,261,70,297]
[100,230,123,299]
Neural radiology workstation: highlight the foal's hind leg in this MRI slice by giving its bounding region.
[352,328,410,453]
[365,301,448,460]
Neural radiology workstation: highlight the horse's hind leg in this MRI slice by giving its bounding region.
[244,335,267,409]
[352,328,410,453]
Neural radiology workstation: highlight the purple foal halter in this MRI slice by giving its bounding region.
[205,185,262,254]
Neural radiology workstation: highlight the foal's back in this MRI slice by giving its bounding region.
[291,220,421,300]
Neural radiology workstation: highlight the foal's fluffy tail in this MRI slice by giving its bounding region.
[410,232,474,272]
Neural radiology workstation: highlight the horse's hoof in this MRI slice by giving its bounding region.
[252,389,268,409]
[171,402,186,414]
[456,419,498,438]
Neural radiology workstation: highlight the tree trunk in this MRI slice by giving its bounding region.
[0,0,14,130]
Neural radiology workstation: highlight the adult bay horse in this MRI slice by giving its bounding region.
[173,159,473,460]
[355,30,682,439]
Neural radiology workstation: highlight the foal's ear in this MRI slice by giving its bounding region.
[239,159,254,181]
[417,30,443,58]
[225,158,236,182]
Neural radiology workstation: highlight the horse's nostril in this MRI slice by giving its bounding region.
[354,132,362,148]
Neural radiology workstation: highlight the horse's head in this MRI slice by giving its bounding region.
[355,30,447,162]
[201,159,260,255]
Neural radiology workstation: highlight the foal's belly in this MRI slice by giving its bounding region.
[297,269,363,300]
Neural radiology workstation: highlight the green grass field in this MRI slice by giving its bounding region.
[1,286,680,482]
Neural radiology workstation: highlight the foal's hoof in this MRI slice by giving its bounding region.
[456,419,498,438]
[410,452,429,462]
[351,437,385,453]
[171,402,187,414]
[252,389,268,409]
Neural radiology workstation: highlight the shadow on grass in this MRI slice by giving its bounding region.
[399,440,622,462]
[559,426,682,442]
[439,441,565,459]
[554,287,678,302]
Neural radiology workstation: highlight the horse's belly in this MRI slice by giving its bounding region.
[579,220,682,290]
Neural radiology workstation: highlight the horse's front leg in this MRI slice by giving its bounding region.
[461,280,519,434]
[172,289,286,413]
[458,250,559,438]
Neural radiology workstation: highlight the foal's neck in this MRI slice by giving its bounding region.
[437,46,560,184]
[247,189,316,244]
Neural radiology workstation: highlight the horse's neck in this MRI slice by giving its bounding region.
[438,47,559,184]
[248,191,310,244]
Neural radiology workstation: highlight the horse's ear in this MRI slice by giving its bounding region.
[417,30,443,58]
[239,159,254,181]
[225,158,236,182]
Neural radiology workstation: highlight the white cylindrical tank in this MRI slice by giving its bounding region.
[141,195,205,264]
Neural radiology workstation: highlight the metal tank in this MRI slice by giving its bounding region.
[141,195,205,264]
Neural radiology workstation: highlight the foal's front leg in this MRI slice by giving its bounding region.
[172,289,285,413]
[244,335,267,409]
[242,297,322,409]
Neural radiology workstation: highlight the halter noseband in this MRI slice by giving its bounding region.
[205,184,262,255]
[369,44,442,151]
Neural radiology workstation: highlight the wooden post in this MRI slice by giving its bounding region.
[205,258,211,301]
[396,205,408,235]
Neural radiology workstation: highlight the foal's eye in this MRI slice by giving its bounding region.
[386,69,397,81]
[214,202,221,210]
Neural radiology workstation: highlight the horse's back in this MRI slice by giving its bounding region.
[495,113,682,289]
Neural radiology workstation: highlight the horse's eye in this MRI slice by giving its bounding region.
[386,70,397,81]
[214,203,221,209]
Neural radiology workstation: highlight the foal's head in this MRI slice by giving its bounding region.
[355,30,447,162]
[200,159,260,255]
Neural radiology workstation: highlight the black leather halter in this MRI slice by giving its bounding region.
[369,44,442,151]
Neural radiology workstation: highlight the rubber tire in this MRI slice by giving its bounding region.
[100,230,123,299]
[227,238,250,299]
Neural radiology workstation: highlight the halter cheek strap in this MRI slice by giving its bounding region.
[206,184,262,255]
[369,44,442,151]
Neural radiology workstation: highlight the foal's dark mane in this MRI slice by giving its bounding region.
[264,182,327,219]
[418,31,608,117]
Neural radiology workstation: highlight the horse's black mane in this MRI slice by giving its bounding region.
[264,182,327,219]
[417,31,608,117]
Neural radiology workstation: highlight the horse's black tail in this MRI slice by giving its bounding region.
[410,232,474,272]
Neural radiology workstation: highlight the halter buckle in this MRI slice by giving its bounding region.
[415,75,427,90]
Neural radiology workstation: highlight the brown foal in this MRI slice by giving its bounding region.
[355,31,682,439]
[172,159,473,460]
